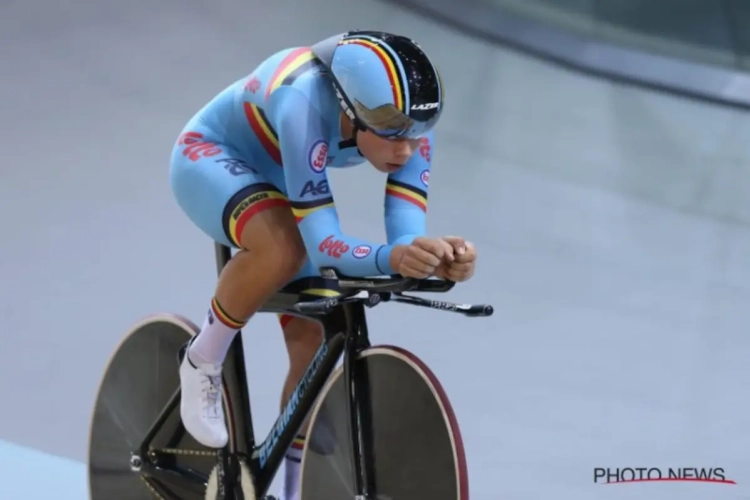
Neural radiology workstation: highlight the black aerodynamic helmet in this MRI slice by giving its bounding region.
[311,30,445,139]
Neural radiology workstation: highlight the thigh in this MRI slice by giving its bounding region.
[170,128,290,248]
[170,126,322,284]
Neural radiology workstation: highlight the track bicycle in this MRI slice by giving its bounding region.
[88,243,493,500]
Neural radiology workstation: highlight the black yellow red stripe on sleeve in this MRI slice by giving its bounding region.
[244,103,281,165]
[290,197,335,224]
[222,183,291,248]
[385,179,427,211]
[243,48,318,166]
[265,48,317,100]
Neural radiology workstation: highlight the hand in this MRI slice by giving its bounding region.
[435,236,476,282]
[390,237,455,279]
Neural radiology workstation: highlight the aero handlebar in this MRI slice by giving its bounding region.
[293,267,494,317]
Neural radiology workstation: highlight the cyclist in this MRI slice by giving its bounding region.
[170,30,477,500]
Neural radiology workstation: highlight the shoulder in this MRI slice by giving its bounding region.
[245,47,333,106]
[263,56,339,137]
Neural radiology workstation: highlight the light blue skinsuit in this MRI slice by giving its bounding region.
[169,45,434,282]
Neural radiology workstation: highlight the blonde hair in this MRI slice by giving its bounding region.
[353,100,413,132]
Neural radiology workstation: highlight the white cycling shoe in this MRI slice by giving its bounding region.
[179,348,229,449]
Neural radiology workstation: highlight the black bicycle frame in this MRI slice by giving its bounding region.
[134,243,379,499]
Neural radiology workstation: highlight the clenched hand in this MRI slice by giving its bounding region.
[390,237,456,279]
[434,236,476,282]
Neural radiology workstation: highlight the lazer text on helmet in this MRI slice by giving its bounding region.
[411,102,439,110]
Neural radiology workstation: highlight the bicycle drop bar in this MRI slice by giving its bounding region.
[292,267,494,317]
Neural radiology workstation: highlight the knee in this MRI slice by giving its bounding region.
[266,231,308,283]
[241,218,308,284]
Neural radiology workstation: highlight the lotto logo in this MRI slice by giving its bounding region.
[177,131,223,162]
[319,235,350,259]
[352,245,371,259]
[244,75,261,93]
[418,137,431,162]
[420,169,429,187]
[309,140,329,173]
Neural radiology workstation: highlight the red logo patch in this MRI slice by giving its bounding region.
[418,137,431,162]
[177,131,223,162]
[244,76,261,93]
[319,235,350,259]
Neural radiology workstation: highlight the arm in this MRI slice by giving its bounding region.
[384,130,434,245]
[270,88,396,276]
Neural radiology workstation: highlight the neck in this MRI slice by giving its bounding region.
[339,111,355,140]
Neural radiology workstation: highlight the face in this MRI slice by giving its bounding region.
[356,129,420,174]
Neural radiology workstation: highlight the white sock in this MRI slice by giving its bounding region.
[279,435,305,500]
[188,297,245,365]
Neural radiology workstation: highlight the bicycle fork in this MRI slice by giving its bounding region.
[344,305,377,500]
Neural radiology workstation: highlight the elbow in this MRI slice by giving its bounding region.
[307,251,329,273]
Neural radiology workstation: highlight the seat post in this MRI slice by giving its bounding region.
[214,243,233,277]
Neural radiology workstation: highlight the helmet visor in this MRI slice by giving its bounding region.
[353,100,440,139]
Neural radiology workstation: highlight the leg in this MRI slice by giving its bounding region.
[170,129,307,448]
[277,312,324,500]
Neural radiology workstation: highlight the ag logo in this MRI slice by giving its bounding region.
[216,158,257,176]
[299,179,330,197]
[308,140,329,173]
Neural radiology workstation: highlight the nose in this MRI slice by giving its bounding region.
[393,139,414,159]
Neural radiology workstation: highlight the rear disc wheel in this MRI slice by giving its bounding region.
[88,314,230,500]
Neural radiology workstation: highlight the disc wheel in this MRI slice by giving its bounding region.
[88,314,227,499]
[300,346,469,500]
